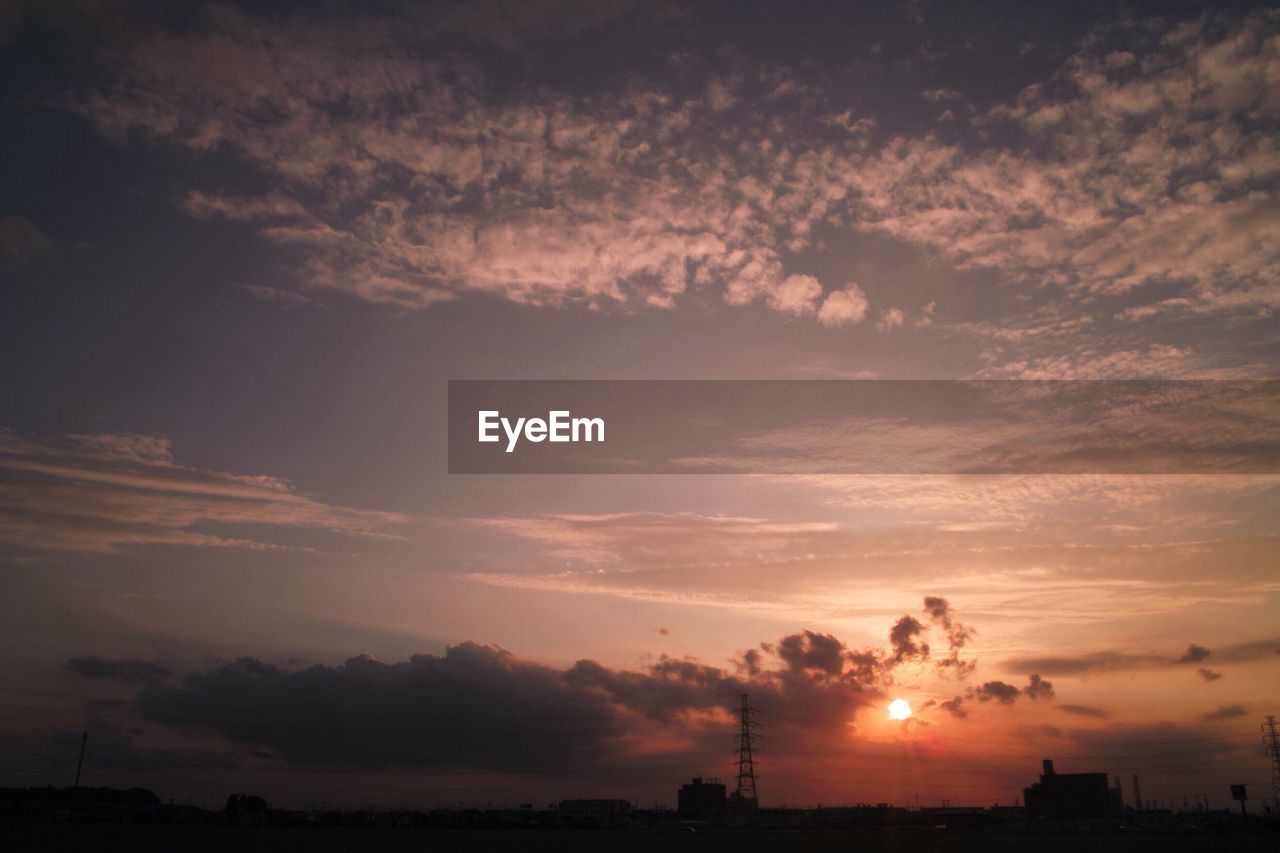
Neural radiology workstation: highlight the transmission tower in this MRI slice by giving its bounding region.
[1263,715,1280,815]
[733,692,759,807]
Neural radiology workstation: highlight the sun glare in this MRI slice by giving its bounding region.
[888,698,912,720]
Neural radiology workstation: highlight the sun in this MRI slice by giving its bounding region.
[888,698,912,720]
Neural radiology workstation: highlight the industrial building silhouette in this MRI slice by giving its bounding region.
[677,777,726,820]
[1023,759,1121,820]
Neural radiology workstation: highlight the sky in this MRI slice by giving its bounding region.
[0,0,1278,811]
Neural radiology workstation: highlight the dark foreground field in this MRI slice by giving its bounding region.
[3,824,1274,853]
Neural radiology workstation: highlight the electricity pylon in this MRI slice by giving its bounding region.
[733,692,759,807]
[1263,715,1280,815]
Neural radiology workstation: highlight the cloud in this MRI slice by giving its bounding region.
[888,615,929,663]
[1198,668,1222,682]
[136,645,621,771]
[127,621,914,771]
[858,11,1280,328]
[459,511,841,566]
[921,87,961,102]
[1064,722,1245,785]
[0,215,52,263]
[108,602,1001,773]
[1011,651,1165,677]
[0,428,404,553]
[768,274,824,317]
[67,657,171,685]
[971,680,1020,704]
[462,505,1280,632]
[817,284,870,327]
[922,596,974,675]
[41,4,1278,360]
[1201,704,1248,722]
[774,630,848,676]
[1056,704,1109,719]
[875,307,905,332]
[52,7,800,316]
[950,673,1054,713]
[1023,673,1055,700]
[1006,637,1280,676]
[1178,644,1211,663]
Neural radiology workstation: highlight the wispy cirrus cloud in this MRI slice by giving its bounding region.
[1006,637,1280,677]
[0,429,404,553]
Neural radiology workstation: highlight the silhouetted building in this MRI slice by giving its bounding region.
[1024,759,1113,820]
[557,798,631,827]
[677,777,726,820]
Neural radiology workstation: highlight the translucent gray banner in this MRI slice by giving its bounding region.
[447,380,1280,474]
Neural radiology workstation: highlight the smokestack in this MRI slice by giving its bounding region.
[1114,776,1124,809]
[1042,759,1055,777]
[1132,775,1142,813]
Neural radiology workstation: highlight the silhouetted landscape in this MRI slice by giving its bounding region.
[5,717,1279,850]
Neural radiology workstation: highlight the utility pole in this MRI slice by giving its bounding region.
[733,693,758,808]
[1263,715,1280,815]
[74,732,87,788]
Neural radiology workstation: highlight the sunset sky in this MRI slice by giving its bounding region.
[1,0,1277,811]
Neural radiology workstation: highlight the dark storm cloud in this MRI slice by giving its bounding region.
[1005,637,1280,676]
[67,656,171,684]
[1201,704,1249,722]
[564,656,743,726]
[1056,704,1109,719]
[135,644,621,771]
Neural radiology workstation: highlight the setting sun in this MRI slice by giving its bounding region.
[888,699,912,721]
